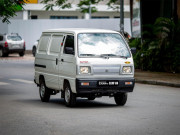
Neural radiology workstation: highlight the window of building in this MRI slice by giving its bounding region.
[50,16,78,19]
[31,15,38,19]
[64,35,74,55]
[91,16,109,19]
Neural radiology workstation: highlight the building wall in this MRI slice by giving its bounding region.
[31,11,84,19]
[11,11,24,20]
[1,19,131,50]
[30,10,129,19]
[0,22,8,34]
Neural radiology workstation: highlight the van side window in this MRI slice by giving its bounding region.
[38,35,51,53]
[49,35,63,55]
[64,35,74,55]
[0,36,3,41]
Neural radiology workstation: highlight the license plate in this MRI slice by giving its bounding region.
[98,81,119,86]
[12,45,20,48]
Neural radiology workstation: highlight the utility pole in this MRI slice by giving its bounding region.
[89,1,91,19]
[120,0,124,34]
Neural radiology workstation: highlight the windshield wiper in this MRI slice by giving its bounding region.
[119,55,129,59]
[80,54,96,56]
[100,54,117,57]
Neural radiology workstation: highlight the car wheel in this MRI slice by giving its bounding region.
[64,83,76,107]
[0,48,4,57]
[114,93,127,106]
[32,46,36,57]
[4,53,9,57]
[19,52,25,57]
[39,79,50,102]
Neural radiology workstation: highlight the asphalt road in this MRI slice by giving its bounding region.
[0,57,180,135]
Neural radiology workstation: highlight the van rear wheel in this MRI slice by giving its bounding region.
[39,79,50,102]
[114,93,127,106]
[64,83,76,107]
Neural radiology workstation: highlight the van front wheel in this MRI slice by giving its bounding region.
[114,93,127,106]
[64,83,76,107]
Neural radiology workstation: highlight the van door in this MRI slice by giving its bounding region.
[46,34,64,90]
[59,35,76,92]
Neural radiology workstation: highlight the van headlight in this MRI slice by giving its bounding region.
[80,66,91,74]
[122,66,132,74]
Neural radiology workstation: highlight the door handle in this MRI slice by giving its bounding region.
[61,59,64,62]
[56,58,58,65]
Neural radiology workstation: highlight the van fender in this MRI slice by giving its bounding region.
[63,78,76,93]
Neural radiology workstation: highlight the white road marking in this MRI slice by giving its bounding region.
[0,82,10,85]
[10,79,34,84]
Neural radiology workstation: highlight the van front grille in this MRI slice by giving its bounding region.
[93,65,120,75]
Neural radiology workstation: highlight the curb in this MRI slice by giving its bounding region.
[135,79,180,88]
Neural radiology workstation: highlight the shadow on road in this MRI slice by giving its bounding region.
[14,98,119,109]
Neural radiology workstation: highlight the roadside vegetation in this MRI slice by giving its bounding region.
[129,17,180,73]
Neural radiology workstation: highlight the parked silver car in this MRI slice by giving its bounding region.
[0,33,25,57]
[32,40,39,57]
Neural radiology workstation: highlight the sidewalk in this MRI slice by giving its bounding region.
[135,70,180,88]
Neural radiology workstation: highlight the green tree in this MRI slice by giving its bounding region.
[41,0,119,13]
[0,0,119,23]
[0,0,26,23]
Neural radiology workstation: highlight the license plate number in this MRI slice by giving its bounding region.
[98,81,119,86]
[12,45,20,48]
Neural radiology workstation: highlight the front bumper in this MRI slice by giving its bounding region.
[76,78,135,96]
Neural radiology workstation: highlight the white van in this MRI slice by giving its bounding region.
[34,28,135,107]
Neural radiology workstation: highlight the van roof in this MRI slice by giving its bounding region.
[43,28,119,34]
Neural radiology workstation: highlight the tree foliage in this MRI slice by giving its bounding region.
[129,17,180,72]
[41,0,119,13]
[0,0,119,23]
[0,0,26,23]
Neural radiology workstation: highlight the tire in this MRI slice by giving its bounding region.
[4,53,9,57]
[0,48,8,57]
[32,46,36,57]
[39,79,50,102]
[0,48,4,57]
[64,83,76,107]
[19,52,25,57]
[114,93,127,106]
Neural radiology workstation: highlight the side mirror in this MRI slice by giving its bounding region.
[65,47,74,55]
[130,47,136,54]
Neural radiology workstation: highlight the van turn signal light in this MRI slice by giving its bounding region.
[125,82,133,85]
[81,82,89,86]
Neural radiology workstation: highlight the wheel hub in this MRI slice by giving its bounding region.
[65,88,71,103]
[40,84,45,97]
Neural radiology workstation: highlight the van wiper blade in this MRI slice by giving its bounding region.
[100,54,117,57]
[80,54,96,56]
[119,55,129,59]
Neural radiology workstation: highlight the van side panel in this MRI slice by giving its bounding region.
[59,55,76,93]
[35,33,63,91]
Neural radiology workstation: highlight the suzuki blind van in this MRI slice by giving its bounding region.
[34,28,135,107]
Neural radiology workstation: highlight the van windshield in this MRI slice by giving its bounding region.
[78,33,130,58]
